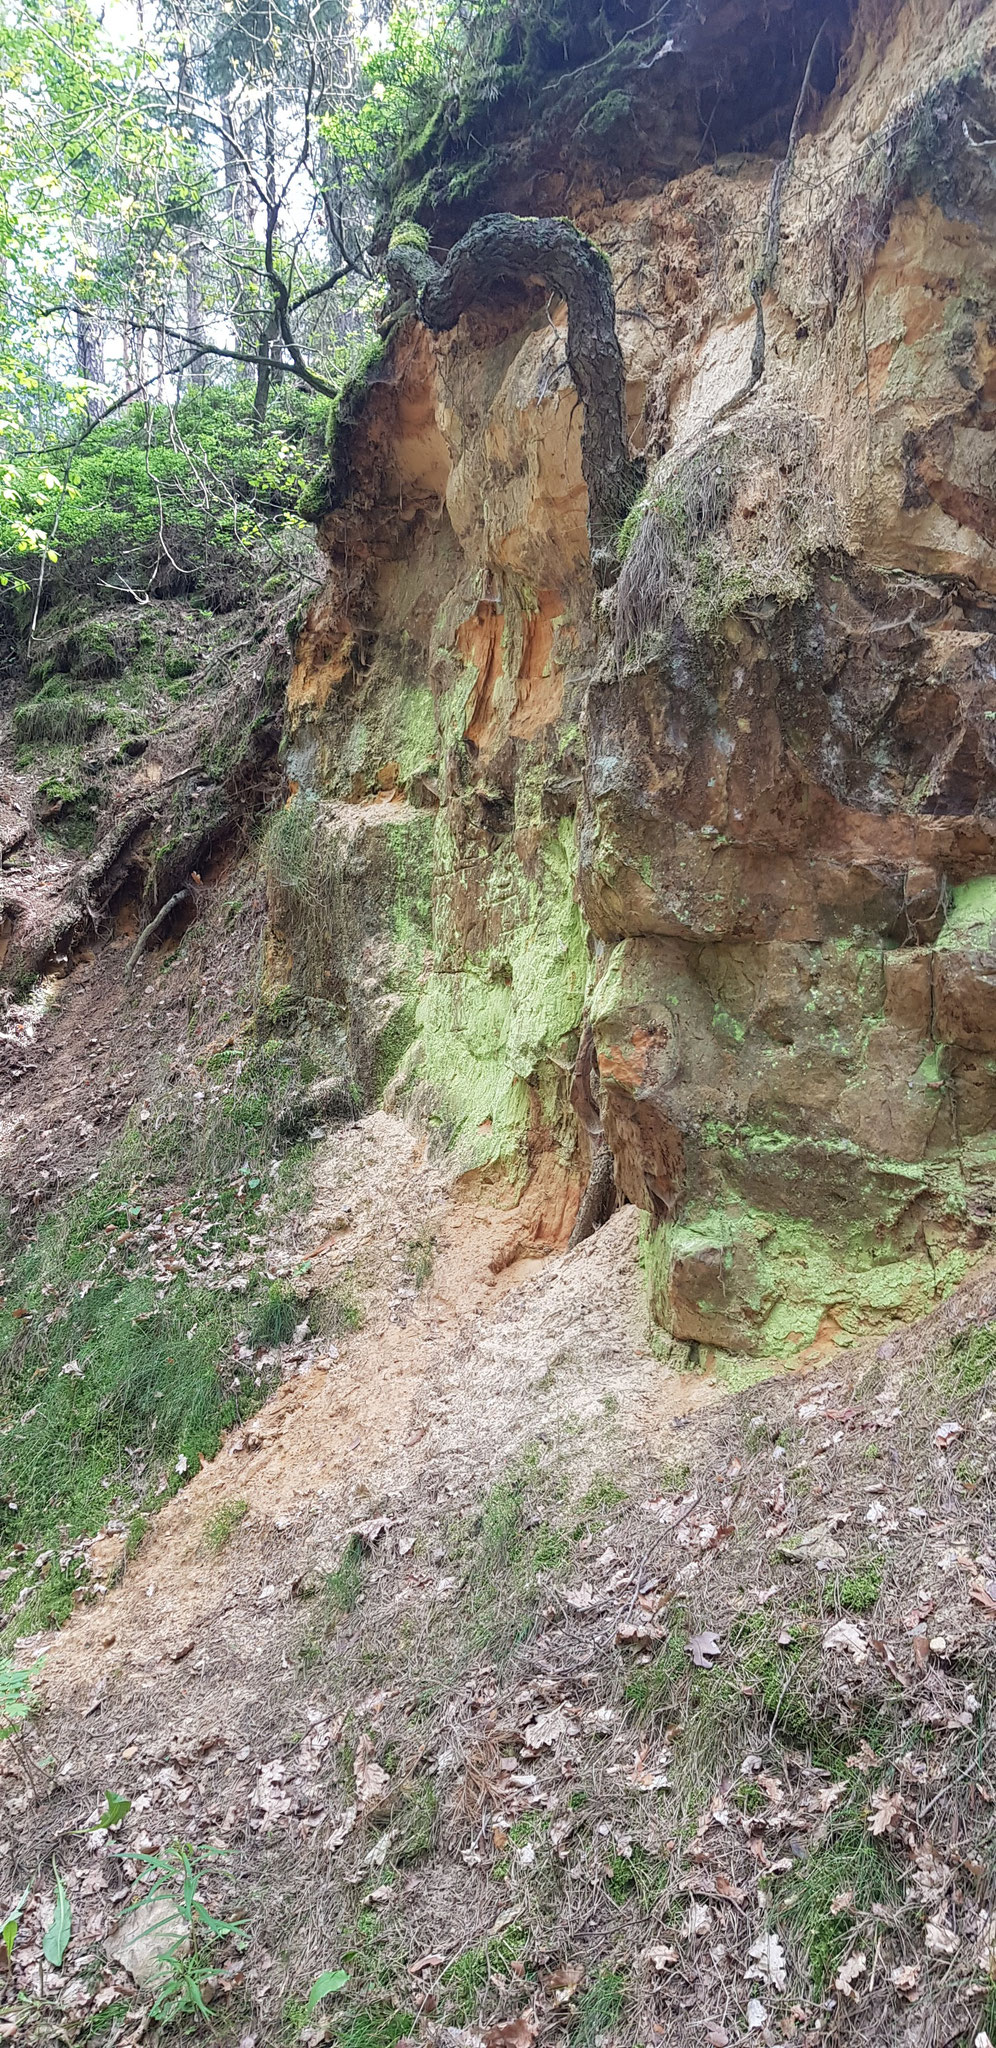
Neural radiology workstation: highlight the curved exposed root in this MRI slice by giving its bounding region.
[387,213,642,579]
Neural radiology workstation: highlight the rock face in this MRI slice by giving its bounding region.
[272,0,996,1364]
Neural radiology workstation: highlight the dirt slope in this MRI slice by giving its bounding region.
[2,1105,994,2048]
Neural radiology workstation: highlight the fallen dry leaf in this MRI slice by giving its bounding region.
[823,1619,868,1662]
[688,1630,722,1669]
[747,1932,787,1993]
[407,1954,446,1976]
[327,1806,356,1849]
[349,1516,397,1548]
[482,2016,536,2048]
[868,1788,904,1836]
[924,1920,960,1958]
[681,1902,713,1940]
[834,1952,867,2000]
[543,1962,584,2002]
[644,1946,680,1971]
[521,1706,577,1751]
[890,1963,920,1997]
[935,1421,964,1449]
[616,1620,666,1646]
[354,1735,390,1807]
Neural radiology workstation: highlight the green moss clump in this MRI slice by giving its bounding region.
[408,813,587,1171]
[388,220,430,255]
[576,89,631,142]
[297,338,388,526]
[13,694,106,747]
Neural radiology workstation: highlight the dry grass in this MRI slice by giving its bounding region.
[614,404,838,667]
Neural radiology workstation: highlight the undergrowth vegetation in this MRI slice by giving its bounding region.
[0,1038,319,1644]
[1,388,321,622]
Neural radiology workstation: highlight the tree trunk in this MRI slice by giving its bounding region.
[75,302,105,420]
[252,313,281,429]
[386,214,642,579]
[185,231,208,389]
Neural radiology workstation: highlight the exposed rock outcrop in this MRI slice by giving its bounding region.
[272,0,996,1366]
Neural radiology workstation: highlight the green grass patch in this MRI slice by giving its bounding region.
[203,1499,249,1555]
[579,1473,627,1513]
[333,2008,416,2048]
[403,1226,436,1291]
[325,1535,366,1617]
[776,1804,899,1991]
[608,1844,667,1909]
[393,1776,438,1864]
[13,694,106,747]
[441,1927,527,2023]
[836,1556,884,1615]
[0,1041,319,1643]
[944,1322,996,1393]
[249,1281,301,1348]
[571,1969,626,2048]
[623,1630,686,1721]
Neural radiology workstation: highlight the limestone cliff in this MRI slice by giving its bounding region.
[272,0,996,1370]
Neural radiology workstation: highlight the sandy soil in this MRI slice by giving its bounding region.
[35,1110,722,1713]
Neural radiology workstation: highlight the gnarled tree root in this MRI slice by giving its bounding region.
[386,214,642,580]
[124,889,190,980]
[568,1141,617,1250]
[2,794,165,987]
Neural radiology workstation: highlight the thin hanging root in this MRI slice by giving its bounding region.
[124,889,190,980]
[710,20,827,430]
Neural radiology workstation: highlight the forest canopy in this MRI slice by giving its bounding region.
[0,0,491,603]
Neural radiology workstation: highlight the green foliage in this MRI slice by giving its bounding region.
[1,1888,29,1968]
[0,1659,33,1738]
[322,10,462,193]
[123,1841,243,2024]
[2,389,315,601]
[93,1791,132,1830]
[42,1867,72,1969]
[305,1968,349,2017]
